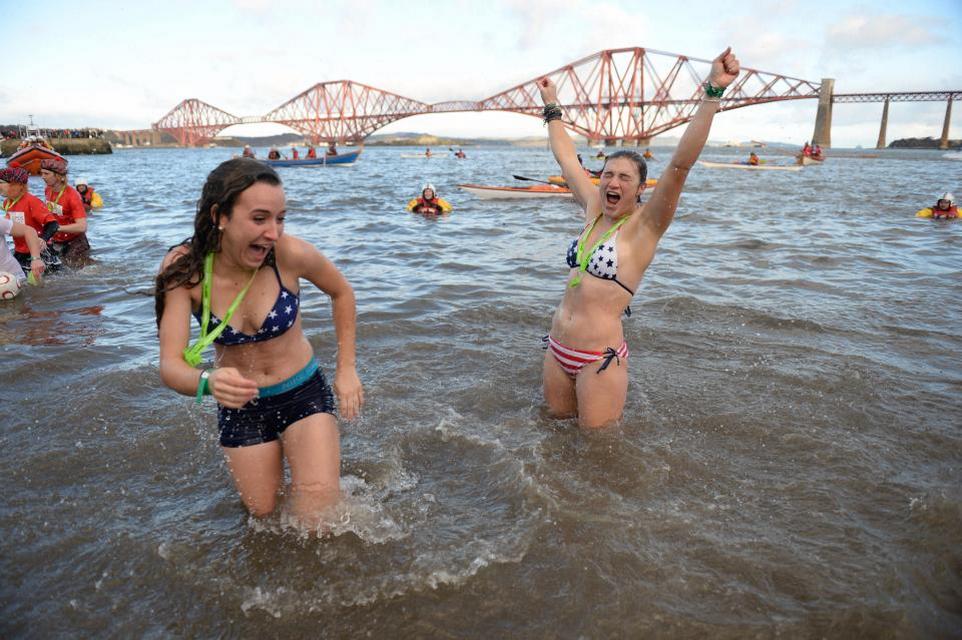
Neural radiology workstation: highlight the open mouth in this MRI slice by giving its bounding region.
[605,190,621,206]
[248,243,271,261]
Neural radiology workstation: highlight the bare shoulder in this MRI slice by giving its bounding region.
[275,234,326,274]
[160,244,190,272]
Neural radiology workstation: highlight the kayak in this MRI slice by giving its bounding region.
[263,149,361,167]
[400,153,447,158]
[458,184,573,199]
[547,175,659,186]
[698,161,802,172]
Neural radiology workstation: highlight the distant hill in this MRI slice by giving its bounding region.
[889,137,961,149]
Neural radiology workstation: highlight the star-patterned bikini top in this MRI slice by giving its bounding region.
[566,215,636,296]
[192,260,300,346]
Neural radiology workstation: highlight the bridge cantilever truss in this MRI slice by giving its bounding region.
[262,80,431,142]
[153,99,241,147]
[478,47,820,143]
[154,47,823,146]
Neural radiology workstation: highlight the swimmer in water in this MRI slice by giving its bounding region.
[155,158,363,526]
[538,47,741,428]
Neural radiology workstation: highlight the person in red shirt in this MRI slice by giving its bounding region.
[40,158,91,268]
[306,145,317,159]
[0,165,59,271]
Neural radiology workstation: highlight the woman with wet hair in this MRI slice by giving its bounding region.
[539,48,740,428]
[156,158,363,525]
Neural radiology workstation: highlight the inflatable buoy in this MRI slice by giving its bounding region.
[0,271,22,300]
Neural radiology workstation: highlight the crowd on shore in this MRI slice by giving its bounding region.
[1,126,106,141]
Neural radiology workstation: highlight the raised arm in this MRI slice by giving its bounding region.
[642,48,740,237]
[291,237,364,420]
[538,77,598,215]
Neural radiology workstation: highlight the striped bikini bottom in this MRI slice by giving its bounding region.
[544,335,630,377]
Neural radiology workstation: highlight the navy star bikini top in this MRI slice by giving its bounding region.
[566,223,636,296]
[192,261,300,346]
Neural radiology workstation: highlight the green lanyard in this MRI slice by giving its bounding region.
[569,214,630,288]
[2,195,23,214]
[182,252,258,367]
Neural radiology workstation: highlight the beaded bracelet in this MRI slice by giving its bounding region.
[543,103,563,124]
[703,81,725,99]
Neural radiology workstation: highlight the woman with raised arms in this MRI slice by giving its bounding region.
[155,158,363,525]
[539,47,740,428]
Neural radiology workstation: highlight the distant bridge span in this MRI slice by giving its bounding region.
[152,47,821,146]
[151,48,958,149]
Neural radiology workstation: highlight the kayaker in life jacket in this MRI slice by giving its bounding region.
[643,148,654,160]
[932,193,958,219]
[406,184,453,215]
[748,151,760,166]
[802,141,812,156]
[812,144,823,159]
[306,146,317,159]
[326,143,338,157]
[291,146,300,160]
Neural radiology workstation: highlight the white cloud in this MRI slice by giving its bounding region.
[578,2,649,55]
[826,13,939,49]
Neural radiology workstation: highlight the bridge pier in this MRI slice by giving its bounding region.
[812,78,834,148]
[940,96,953,150]
[876,98,890,149]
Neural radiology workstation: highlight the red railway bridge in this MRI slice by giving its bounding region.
[150,47,959,149]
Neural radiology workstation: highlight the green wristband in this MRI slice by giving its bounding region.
[195,369,210,405]
[704,81,724,98]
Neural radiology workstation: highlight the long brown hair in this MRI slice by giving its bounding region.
[154,158,281,327]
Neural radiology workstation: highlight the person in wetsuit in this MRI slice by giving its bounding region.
[406,184,452,215]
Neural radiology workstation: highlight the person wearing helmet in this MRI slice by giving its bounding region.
[74,177,103,213]
[241,144,256,158]
[932,193,958,219]
[916,192,958,219]
[267,147,282,160]
[406,184,452,215]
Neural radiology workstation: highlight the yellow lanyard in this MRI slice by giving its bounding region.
[2,195,23,214]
